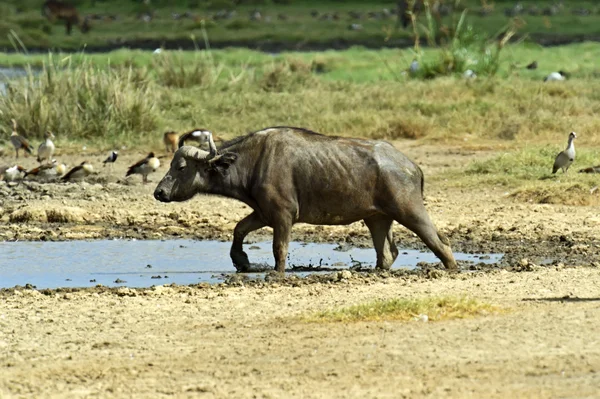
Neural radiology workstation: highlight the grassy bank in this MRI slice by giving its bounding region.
[2,43,600,147]
[1,1,600,52]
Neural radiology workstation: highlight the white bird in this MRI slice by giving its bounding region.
[126,152,160,184]
[62,161,94,182]
[153,48,162,54]
[544,71,566,82]
[177,129,214,150]
[0,165,26,182]
[37,131,56,165]
[103,151,118,167]
[463,69,477,79]
[55,162,67,177]
[552,132,577,174]
[409,59,419,74]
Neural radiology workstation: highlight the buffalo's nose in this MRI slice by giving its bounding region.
[154,188,169,202]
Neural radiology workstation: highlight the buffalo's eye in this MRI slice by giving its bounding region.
[177,164,185,171]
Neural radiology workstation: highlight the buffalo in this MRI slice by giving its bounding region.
[154,127,457,273]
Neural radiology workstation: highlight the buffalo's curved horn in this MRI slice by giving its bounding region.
[207,133,217,157]
[179,145,212,161]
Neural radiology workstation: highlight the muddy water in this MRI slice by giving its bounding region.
[0,239,503,289]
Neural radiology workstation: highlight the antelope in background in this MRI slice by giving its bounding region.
[42,0,90,35]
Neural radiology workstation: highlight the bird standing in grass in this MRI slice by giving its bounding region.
[103,151,118,167]
[544,71,567,82]
[9,119,33,159]
[126,152,160,184]
[579,165,600,174]
[62,161,94,182]
[552,132,577,174]
[37,131,56,165]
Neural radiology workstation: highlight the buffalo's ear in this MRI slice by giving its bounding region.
[207,152,238,174]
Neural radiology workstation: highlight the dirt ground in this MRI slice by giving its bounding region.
[1,142,600,398]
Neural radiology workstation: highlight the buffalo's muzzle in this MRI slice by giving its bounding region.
[154,187,170,202]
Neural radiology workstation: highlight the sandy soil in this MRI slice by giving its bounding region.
[1,142,600,397]
[1,267,599,398]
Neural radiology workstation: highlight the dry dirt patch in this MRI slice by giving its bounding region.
[1,267,600,398]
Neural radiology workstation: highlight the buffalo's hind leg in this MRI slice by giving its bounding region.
[393,204,458,270]
[230,212,266,272]
[272,215,293,273]
[364,215,398,270]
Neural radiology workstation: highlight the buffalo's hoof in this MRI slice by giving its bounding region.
[231,251,251,272]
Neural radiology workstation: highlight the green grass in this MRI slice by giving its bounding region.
[441,146,600,205]
[1,1,600,52]
[3,41,600,81]
[308,296,499,323]
[2,43,600,153]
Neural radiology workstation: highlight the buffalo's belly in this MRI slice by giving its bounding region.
[296,200,379,225]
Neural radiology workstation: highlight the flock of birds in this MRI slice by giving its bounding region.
[0,121,215,185]
[0,120,596,186]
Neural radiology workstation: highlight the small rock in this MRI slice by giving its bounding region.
[337,270,353,281]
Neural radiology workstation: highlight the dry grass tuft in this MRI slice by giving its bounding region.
[308,296,500,323]
[511,183,600,206]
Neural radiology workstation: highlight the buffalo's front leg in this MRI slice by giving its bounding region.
[272,217,293,273]
[230,212,266,272]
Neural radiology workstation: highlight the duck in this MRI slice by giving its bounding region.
[37,131,56,164]
[62,161,94,182]
[163,131,179,153]
[0,165,26,182]
[55,162,67,177]
[103,151,118,166]
[544,71,567,82]
[578,165,600,174]
[24,160,58,180]
[9,119,33,159]
[126,152,160,184]
[552,132,577,174]
[526,61,538,70]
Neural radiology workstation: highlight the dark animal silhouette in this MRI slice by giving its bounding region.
[154,126,457,274]
[42,0,90,35]
[397,0,448,29]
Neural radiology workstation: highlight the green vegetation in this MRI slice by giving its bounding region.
[452,147,600,205]
[2,42,600,152]
[309,296,499,323]
[0,1,600,52]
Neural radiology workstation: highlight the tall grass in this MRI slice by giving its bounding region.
[0,55,158,144]
[404,0,519,79]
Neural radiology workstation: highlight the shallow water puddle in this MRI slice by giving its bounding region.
[0,240,503,289]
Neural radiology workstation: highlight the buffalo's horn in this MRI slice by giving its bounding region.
[207,133,218,157]
[179,145,212,161]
